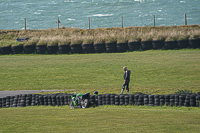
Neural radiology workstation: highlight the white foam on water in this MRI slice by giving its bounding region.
[64,0,75,3]
[68,18,75,21]
[92,14,113,17]
[38,10,44,12]
[34,12,41,15]
[180,1,185,3]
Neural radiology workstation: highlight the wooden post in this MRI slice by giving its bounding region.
[153,15,155,27]
[88,17,90,29]
[185,13,187,25]
[121,16,123,28]
[24,18,26,30]
[57,18,61,29]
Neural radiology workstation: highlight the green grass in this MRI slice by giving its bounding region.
[0,106,200,133]
[0,49,200,95]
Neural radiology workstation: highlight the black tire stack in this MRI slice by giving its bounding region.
[174,95,179,107]
[184,95,190,107]
[164,41,178,50]
[149,95,154,106]
[102,94,106,106]
[115,95,119,106]
[177,40,189,49]
[24,45,36,54]
[196,95,200,107]
[70,44,82,54]
[43,95,48,106]
[189,38,200,48]
[165,95,170,106]
[190,95,196,107]
[26,94,31,107]
[36,45,47,54]
[179,95,185,107]
[170,95,175,107]
[141,41,152,50]
[124,95,129,106]
[98,95,103,106]
[82,43,94,54]
[89,95,95,106]
[129,94,134,105]
[110,94,115,105]
[11,45,24,54]
[93,43,105,53]
[152,40,164,50]
[128,41,141,51]
[158,95,164,106]
[47,45,58,54]
[119,95,124,106]
[137,95,144,106]
[0,46,12,54]
[154,95,160,106]
[58,45,70,54]
[116,42,128,52]
[105,94,110,105]
[6,96,10,108]
[31,94,36,106]
[0,98,2,108]
[105,42,117,53]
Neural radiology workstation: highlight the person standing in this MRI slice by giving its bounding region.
[120,66,131,94]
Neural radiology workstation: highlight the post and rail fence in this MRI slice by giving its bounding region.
[23,13,188,30]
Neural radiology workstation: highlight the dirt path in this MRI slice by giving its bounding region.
[0,90,69,98]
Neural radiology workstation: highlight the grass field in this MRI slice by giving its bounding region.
[1,49,200,132]
[0,49,200,95]
[0,106,200,133]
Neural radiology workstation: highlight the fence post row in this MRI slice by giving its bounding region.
[88,17,90,30]
[24,18,26,30]
[121,16,123,28]
[185,13,187,25]
[23,14,189,30]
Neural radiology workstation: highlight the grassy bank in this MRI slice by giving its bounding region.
[0,49,200,94]
[0,25,200,46]
[0,106,200,133]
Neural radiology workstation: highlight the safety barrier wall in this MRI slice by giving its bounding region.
[0,93,199,108]
[0,38,200,55]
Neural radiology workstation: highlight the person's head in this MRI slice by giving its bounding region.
[123,66,127,71]
[94,91,98,96]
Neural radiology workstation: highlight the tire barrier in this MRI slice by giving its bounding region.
[128,41,141,51]
[164,41,178,50]
[105,42,117,53]
[177,40,189,49]
[93,43,105,53]
[0,93,200,108]
[0,45,12,54]
[189,38,200,48]
[0,38,200,55]
[141,41,153,50]
[70,44,82,54]
[24,45,36,54]
[82,43,95,54]
[152,40,164,50]
[47,45,58,54]
[116,42,128,52]
[58,45,70,54]
[11,45,24,54]
[36,45,47,54]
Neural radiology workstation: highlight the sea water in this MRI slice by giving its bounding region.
[0,0,199,30]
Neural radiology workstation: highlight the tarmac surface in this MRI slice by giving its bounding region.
[0,90,66,98]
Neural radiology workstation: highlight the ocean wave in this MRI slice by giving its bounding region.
[92,14,113,17]
[68,18,75,21]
